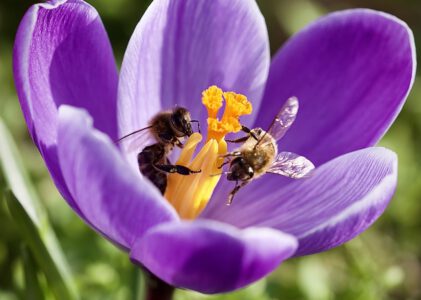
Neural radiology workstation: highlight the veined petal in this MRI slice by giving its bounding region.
[256,9,415,166]
[130,220,297,294]
[57,106,178,249]
[13,0,118,211]
[203,147,397,256]
[117,0,270,142]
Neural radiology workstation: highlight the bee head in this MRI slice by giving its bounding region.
[227,157,254,181]
[171,107,193,137]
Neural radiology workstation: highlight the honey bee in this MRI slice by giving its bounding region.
[118,107,201,194]
[220,97,315,204]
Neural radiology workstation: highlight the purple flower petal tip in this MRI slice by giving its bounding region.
[257,9,415,166]
[130,220,297,294]
[13,0,118,211]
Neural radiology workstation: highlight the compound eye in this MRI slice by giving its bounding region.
[182,120,193,135]
[171,113,183,128]
[172,108,193,136]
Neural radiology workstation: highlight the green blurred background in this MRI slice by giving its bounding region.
[1,0,421,299]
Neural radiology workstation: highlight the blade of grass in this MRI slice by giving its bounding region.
[0,118,78,300]
[22,245,45,300]
[0,120,41,224]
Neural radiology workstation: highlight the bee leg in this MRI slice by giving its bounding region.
[174,138,184,148]
[154,164,201,175]
[241,125,252,133]
[220,151,241,158]
[241,126,258,141]
[227,181,249,205]
[225,136,249,144]
[218,160,231,169]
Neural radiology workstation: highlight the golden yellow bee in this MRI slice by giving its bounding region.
[220,97,315,204]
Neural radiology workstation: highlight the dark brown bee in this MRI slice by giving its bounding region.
[220,97,315,204]
[118,107,201,194]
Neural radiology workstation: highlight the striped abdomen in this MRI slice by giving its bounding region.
[137,143,168,194]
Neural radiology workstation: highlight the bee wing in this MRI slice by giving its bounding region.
[267,151,314,179]
[266,97,299,142]
[117,127,155,152]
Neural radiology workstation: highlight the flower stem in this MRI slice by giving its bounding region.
[142,269,175,300]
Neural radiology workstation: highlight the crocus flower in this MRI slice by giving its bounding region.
[14,0,415,295]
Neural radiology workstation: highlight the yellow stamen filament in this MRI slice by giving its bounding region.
[164,86,252,219]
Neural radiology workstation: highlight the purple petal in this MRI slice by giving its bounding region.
[117,0,270,139]
[256,9,415,166]
[57,106,178,249]
[130,220,297,294]
[203,147,397,256]
[13,0,118,210]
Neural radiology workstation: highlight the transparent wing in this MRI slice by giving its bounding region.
[267,151,314,179]
[266,97,299,142]
[117,127,155,153]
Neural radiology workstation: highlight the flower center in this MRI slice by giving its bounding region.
[164,86,252,219]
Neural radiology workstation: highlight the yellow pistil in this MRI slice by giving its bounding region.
[164,86,252,219]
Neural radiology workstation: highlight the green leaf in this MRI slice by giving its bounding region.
[0,119,42,225]
[22,245,45,300]
[0,118,78,300]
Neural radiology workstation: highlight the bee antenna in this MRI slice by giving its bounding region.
[115,126,153,143]
[190,120,201,133]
